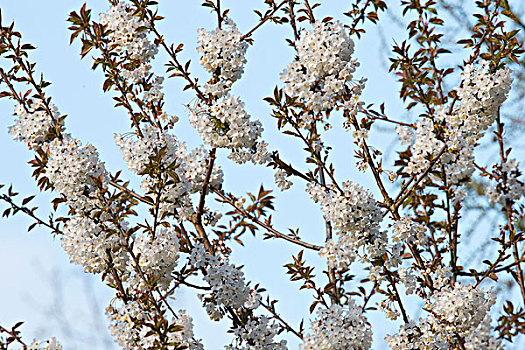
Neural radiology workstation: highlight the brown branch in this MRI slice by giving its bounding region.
[211,187,322,251]
[241,0,288,41]
[347,109,435,290]
[108,180,153,206]
[495,111,525,305]
[261,301,303,340]
[0,68,29,113]
[192,148,216,253]
[0,324,27,350]
[0,193,61,235]
[392,146,447,212]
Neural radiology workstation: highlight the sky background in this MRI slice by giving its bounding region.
[1,1,518,349]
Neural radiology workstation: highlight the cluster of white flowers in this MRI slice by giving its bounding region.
[142,75,165,105]
[386,315,502,350]
[395,125,414,146]
[116,125,223,220]
[227,316,288,350]
[61,215,128,274]
[28,337,63,350]
[486,158,525,205]
[281,20,360,118]
[391,217,427,245]
[197,18,248,97]
[429,283,495,335]
[132,228,179,290]
[385,218,426,283]
[425,266,453,291]
[464,315,504,350]
[189,95,270,164]
[455,61,512,127]
[194,18,270,165]
[398,267,418,295]
[403,61,513,202]
[352,128,369,146]
[189,243,259,320]
[386,283,498,349]
[308,181,381,234]
[45,135,108,211]
[301,302,373,350]
[9,101,62,150]
[100,1,158,83]
[308,182,385,269]
[274,169,293,191]
[385,320,448,350]
[107,301,203,350]
[405,117,444,175]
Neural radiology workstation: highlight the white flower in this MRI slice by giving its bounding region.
[309,181,385,269]
[386,285,499,349]
[28,337,63,350]
[301,302,373,350]
[189,94,267,164]
[9,100,62,149]
[45,135,108,211]
[281,20,360,116]
[100,1,158,83]
[429,283,495,335]
[197,18,248,97]
[274,169,293,191]
[132,227,180,291]
[115,125,223,220]
[61,215,128,275]
[227,316,288,350]
[404,61,513,200]
[486,158,525,205]
[391,217,427,245]
[189,243,256,320]
[107,302,203,350]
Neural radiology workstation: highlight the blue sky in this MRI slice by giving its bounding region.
[0,1,414,349]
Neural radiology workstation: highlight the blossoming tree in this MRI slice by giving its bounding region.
[0,0,524,349]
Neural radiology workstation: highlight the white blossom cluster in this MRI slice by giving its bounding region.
[61,215,128,274]
[189,95,270,164]
[281,20,361,118]
[404,117,444,175]
[486,158,525,205]
[455,60,512,131]
[107,301,203,350]
[429,283,495,335]
[227,316,288,350]
[464,315,504,350]
[115,125,223,220]
[385,218,426,289]
[395,125,414,146]
[386,320,448,350]
[8,98,201,347]
[100,1,158,83]
[308,182,385,269]
[132,228,180,291]
[386,315,502,350]
[194,18,270,165]
[9,101,62,150]
[386,283,498,349]
[301,302,373,350]
[189,243,259,320]
[197,18,248,97]
[142,75,165,105]
[391,217,427,245]
[274,169,293,191]
[45,135,108,211]
[28,337,63,350]
[402,61,513,201]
